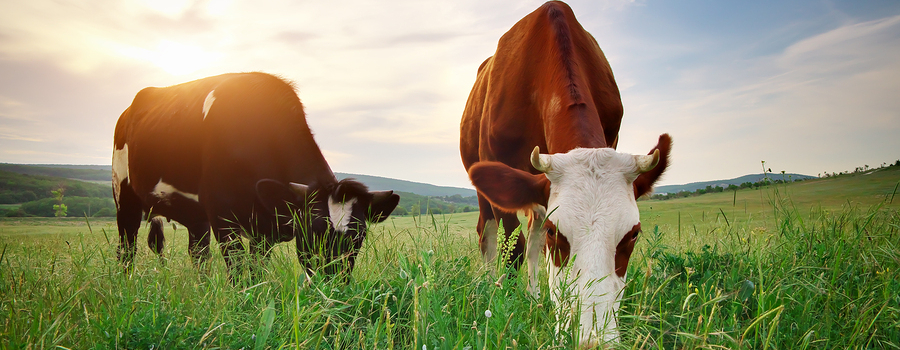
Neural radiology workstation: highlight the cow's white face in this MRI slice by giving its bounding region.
[468,145,660,347]
[255,179,400,276]
[535,148,649,345]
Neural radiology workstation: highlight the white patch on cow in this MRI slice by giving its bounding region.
[152,179,200,204]
[481,219,499,272]
[202,90,216,120]
[540,147,644,344]
[112,144,129,206]
[328,197,357,233]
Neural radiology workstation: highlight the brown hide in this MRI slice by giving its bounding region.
[460,1,670,276]
[460,1,623,173]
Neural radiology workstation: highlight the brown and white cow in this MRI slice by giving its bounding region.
[113,72,399,279]
[459,2,671,346]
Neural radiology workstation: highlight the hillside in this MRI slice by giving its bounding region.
[655,172,814,194]
[0,164,111,182]
[639,165,900,242]
[335,173,475,197]
[0,170,112,204]
[0,164,476,198]
[391,191,478,216]
[0,165,479,217]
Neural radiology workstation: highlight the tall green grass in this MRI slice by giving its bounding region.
[1,187,898,348]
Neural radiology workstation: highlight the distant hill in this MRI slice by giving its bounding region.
[0,164,111,182]
[655,173,815,194]
[641,165,900,214]
[0,169,112,204]
[0,164,476,198]
[335,173,475,197]
[0,164,815,198]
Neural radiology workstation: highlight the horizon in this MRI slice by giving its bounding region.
[9,160,896,191]
[2,1,899,189]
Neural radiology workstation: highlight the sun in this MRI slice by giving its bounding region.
[149,40,218,76]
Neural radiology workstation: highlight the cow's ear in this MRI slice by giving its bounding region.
[469,161,550,212]
[368,190,400,223]
[256,179,296,215]
[634,133,672,199]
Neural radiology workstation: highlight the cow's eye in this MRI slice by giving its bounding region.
[628,223,641,239]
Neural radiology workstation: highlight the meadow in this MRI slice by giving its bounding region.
[1,167,898,349]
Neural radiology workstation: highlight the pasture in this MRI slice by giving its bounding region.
[1,168,899,349]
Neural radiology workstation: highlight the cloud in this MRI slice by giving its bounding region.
[0,131,42,142]
[781,15,900,71]
[0,95,35,122]
[0,0,548,187]
[618,13,900,185]
[1,0,897,189]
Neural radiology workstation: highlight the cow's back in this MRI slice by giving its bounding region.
[114,72,333,230]
[461,1,623,171]
[197,73,333,224]
[114,73,240,199]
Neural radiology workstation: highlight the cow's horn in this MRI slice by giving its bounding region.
[288,182,310,199]
[635,149,660,173]
[531,146,551,172]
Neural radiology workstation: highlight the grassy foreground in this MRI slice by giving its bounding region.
[1,172,899,349]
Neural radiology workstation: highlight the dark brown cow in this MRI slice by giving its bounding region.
[459,2,671,346]
[113,72,399,279]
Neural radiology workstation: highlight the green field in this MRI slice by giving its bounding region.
[1,167,898,349]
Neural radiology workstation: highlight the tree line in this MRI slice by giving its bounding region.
[0,170,111,204]
[1,170,117,217]
[648,179,789,201]
[818,159,900,178]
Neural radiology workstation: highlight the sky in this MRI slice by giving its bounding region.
[1,0,899,189]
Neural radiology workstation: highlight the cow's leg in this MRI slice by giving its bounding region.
[147,216,165,261]
[115,183,142,269]
[248,238,274,282]
[185,222,212,268]
[477,193,526,273]
[525,206,548,296]
[476,193,499,270]
[211,224,245,283]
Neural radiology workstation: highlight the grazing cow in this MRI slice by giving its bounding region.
[113,72,400,279]
[459,2,671,346]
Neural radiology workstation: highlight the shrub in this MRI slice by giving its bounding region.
[3,208,29,217]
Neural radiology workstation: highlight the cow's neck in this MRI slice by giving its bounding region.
[288,131,338,186]
[543,102,608,153]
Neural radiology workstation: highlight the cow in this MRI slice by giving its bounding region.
[459,2,671,346]
[112,72,400,280]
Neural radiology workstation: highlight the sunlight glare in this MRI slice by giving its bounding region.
[150,41,218,76]
[137,0,191,18]
[206,0,233,16]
